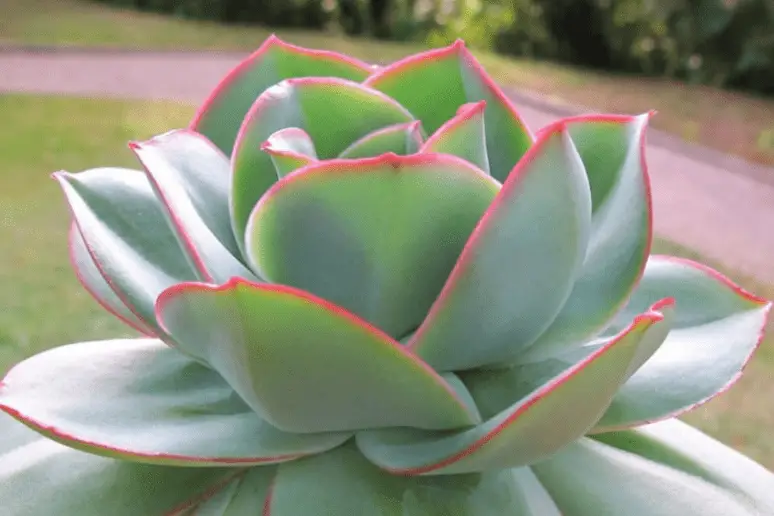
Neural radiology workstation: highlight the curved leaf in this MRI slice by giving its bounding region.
[54,168,196,336]
[68,222,153,336]
[519,114,652,361]
[184,467,276,515]
[231,77,415,249]
[409,124,592,371]
[338,121,424,158]
[365,40,532,182]
[420,101,490,173]
[130,130,256,283]
[266,443,560,515]
[0,413,242,516]
[190,35,371,155]
[0,339,349,466]
[592,256,771,432]
[357,306,670,475]
[532,434,770,515]
[156,279,481,434]
[262,127,318,178]
[246,153,499,338]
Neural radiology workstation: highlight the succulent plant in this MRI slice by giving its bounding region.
[2,36,773,515]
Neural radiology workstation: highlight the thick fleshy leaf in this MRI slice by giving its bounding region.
[190,34,371,155]
[156,279,481,433]
[420,101,490,173]
[231,77,415,249]
[365,40,532,182]
[338,121,424,158]
[130,130,256,283]
[68,222,152,336]
[0,339,349,466]
[184,467,276,515]
[591,256,772,431]
[592,419,774,514]
[246,153,499,338]
[518,114,652,363]
[0,413,241,516]
[266,443,560,515]
[408,124,592,371]
[262,127,318,178]
[54,168,196,336]
[533,431,773,515]
[357,306,670,475]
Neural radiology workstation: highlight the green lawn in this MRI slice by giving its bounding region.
[2,0,774,166]
[0,93,772,469]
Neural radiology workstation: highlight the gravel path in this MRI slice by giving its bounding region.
[2,50,773,283]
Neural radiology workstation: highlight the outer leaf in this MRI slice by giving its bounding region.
[68,222,152,336]
[0,339,349,466]
[592,255,772,431]
[409,124,592,371]
[0,413,241,516]
[532,433,772,515]
[185,467,276,515]
[190,34,371,155]
[357,306,670,475]
[338,121,424,159]
[231,77,414,249]
[266,443,560,515]
[156,279,481,434]
[262,127,318,178]
[365,40,532,182]
[519,114,652,361]
[592,419,774,514]
[246,153,499,338]
[54,168,196,336]
[420,101,490,173]
[130,130,256,283]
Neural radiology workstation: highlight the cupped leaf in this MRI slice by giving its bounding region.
[262,127,318,178]
[420,101,490,173]
[130,130,256,283]
[357,305,671,475]
[156,279,481,434]
[231,77,415,249]
[246,153,499,338]
[0,413,243,516]
[266,442,560,515]
[591,256,771,432]
[190,34,371,155]
[592,419,774,514]
[184,467,276,515]
[365,40,532,182]
[68,222,153,336]
[338,121,424,159]
[0,339,349,466]
[532,432,772,515]
[408,124,592,371]
[518,114,652,361]
[54,168,197,336]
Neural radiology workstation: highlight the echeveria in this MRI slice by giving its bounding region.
[1,36,773,514]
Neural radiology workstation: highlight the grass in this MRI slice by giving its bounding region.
[1,0,773,166]
[0,92,773,470]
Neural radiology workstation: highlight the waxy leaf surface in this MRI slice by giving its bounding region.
[420,101,490,173]
[262,127,318,178]
[338,121,424,159]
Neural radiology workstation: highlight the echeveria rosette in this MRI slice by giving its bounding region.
[1,36,772,515]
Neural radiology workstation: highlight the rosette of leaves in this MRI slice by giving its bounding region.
[1,36,773,515]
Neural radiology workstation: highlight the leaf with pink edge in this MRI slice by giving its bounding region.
[246,153,498,339]
[365,40,532,182]
[420,101,490,173]
[262,127,318,178]
[230,77,414,249]
[408,125,592,371]
[0,339,350,466]
[155,279,481,434]
[190,35,371,155]
[356,307,670,475]
[338,121,424,159]
[184,467,276,515]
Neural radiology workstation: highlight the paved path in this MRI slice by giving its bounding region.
[2,50,773,283]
